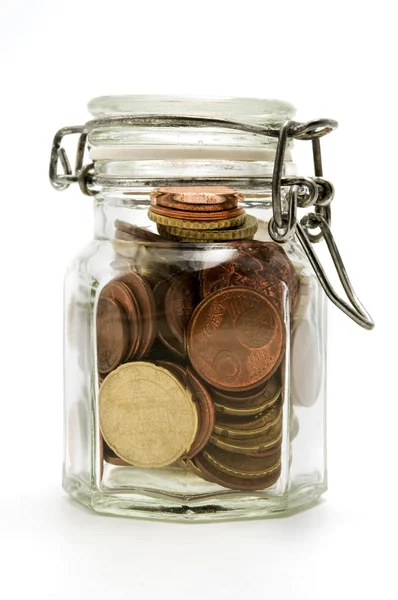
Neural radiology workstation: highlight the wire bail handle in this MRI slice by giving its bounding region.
[268,119,374,330]
[49,114,374,329]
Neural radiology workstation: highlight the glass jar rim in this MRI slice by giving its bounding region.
[88,95,296,126]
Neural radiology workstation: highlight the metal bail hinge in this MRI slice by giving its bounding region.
[49,125,97,195]
[268,119,374,330]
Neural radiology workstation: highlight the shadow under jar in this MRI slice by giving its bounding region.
[59,96,329,521]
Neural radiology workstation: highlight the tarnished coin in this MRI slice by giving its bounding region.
[101,280,141,360]
[214,401,282,438]
[203,452,281,480]
[203,444,281,475]
[116,272,157,359]
[153,195,238,212]
[190,453,281,490]
[212,369,282,414]
[157,214,258,241]
[165,273,199,348]
[96,297,129,374]
[153,279,184,356]
[156,361,215,459]
[236,241,300,312]
[213,386,281,417]
[99,362,198,468]
[200,245,296,312]
[148,208,246,230]
[187,287,285,391]
[152,186,242,205]
[149,205,245,222]
[210,418,282,455]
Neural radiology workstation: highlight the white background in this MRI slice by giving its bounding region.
[1,1,396,598]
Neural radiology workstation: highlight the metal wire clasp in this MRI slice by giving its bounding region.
[268,119,374,330]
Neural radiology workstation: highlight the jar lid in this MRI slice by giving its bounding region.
[87,95,296,163]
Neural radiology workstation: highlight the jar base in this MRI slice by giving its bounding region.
[63,474,327,522]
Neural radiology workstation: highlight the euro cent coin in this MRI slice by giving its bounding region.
[99,362,198,468]
[96,297,128,374]
[187,287,285,391]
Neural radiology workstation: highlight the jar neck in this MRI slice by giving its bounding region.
[92,157,296,240]
[94,155,296,182]
[93,187,279,241]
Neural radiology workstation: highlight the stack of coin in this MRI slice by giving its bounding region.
[187,371,284,490]
[149,186,258,242]
[97,272,157,381]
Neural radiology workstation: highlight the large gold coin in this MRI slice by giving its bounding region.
[99,362,198,468]
[148,208,246,230]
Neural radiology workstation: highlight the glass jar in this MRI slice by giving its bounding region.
[51,96,373,521]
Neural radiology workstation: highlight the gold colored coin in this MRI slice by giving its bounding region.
[148,209,246,230]
[99,362,198,468]
[157,215,258,241]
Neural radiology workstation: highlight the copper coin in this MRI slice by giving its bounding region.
[116,272,157,359]
[190,453,281,490]
[212,368,282,403]
[101,280,141,360]
[200,251,288,313]
[103,441,130,466]
[153,195,238,212]
[152,186,242,205]
[236,241,300,312]
[213,375,282,417]
[165,273,199,348]
[187,287,285,392]
[96,297,129,374]
[153,279,184,356]
[203,444,281,475]
[215,400,282,436]
[156,361,215,459]
[149,204,245,222]
[210,418,282,454]
[213,417,281,440]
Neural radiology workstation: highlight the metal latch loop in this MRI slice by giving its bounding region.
[49,126,87,191]
[296,215,374,330]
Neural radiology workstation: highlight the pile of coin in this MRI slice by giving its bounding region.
[97,272,157,383]
[189,371,284,490]
[148,186,258,242]
[97,203,301,490]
